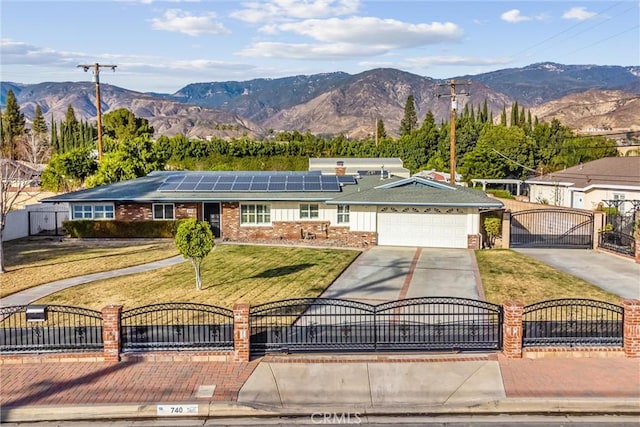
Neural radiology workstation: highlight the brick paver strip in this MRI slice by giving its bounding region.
[0,361,258,407]
[498,355,640,398]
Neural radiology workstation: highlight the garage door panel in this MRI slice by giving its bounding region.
[378,211,467,248]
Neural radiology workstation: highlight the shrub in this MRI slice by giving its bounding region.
[486,189,514,199]
[483,217,502,248]
[63,220,185,238]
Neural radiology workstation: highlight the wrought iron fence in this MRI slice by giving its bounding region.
[523,299,623,347]
[599,231,636,257]
[510,209,593,249]
[250,297,502,354]
[121,303,234,352]
[0,305,103,353]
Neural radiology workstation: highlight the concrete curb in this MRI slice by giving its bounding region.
[3,398,640,423]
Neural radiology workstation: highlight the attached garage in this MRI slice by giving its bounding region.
[377,207,468,248]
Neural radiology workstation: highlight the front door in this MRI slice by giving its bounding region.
[203,203,221,238]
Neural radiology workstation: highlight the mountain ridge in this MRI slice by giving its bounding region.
[2,62,638,139]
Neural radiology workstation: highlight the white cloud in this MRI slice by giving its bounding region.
[239,17,462,60]
[500,9,547,24]
[562,7,597,21]
[264,17,462,45]
[150,9,230,36]
[230,0,360,24]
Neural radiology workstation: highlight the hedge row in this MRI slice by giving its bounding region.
[63,220,186,238]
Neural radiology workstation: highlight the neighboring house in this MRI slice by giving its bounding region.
[0,159,44,187]
[413,169,463,185]
[309,158,410,178]
[526,157,640,210]
[41,165,502,249]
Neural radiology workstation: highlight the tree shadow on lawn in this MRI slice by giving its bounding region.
[251,263,316,278]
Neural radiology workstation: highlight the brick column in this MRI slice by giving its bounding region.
[593,210,606,250]
[501,210,511,249]
[635,238,640,264]
[233,303,251,362]
[623,299,640,358]
[102,305,123,362]
[502,300,524,359]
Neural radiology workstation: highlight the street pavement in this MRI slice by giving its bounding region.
[514,249,640,299]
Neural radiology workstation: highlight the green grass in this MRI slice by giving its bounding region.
[36,244,360,310]
[1,238,179,298]
[476,249,622,305]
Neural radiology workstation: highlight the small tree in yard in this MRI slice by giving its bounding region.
[175,219,214,290]
[483,217,501,249]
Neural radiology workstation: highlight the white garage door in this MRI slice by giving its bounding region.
[377,210,468,248]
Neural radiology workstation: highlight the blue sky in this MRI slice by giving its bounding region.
[1,0,638,93]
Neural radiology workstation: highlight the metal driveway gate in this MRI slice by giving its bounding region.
[510,209,594,249]
[249,297,502,354]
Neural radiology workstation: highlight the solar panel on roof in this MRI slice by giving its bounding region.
[268,182,285,191]
[164,175,184,183]
[213,182,233,191]
[232,182,251,191]
[270,176,286,183]
[304,182,322,191]
[337,175,357,184]
[252,175,269,183]
[182,175,202,183]
[177,183,198,191]
[287,176,303,184]
[195,183,214,191]
[200,176,219,183]
[218,176,236,183]
[250,182,269,191]
[286,182,304,191]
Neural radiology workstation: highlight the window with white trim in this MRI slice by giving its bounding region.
[240,204,271,225]
[337,205,350,224]
[72,204,114,220]
[72,205,93,219]
[93,205,114,219]
[153,203,175,220]
[300,203,319,219]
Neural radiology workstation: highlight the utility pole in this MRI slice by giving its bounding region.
[77,63,117,161]
[436,80,470,185]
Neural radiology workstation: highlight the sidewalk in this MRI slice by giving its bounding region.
[2,353,639,422]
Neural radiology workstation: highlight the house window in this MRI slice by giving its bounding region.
[93,205,114,219]
[240,204,271,225]
[72,204,114,220]
[153,203,175,220]
[72,205,93,219]
[300,203,319,219]
[337,205,350,224]
[613,193,626,214]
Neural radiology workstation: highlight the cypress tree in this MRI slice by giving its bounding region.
[2,89,25,159]
[32,105,48,136]
[399,95,418,136]
[500,105,507,126]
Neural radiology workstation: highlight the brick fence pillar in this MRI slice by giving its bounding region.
[102,305,123,362]
[501,210,511,249]
[502,300,524,359]
[635,238,640,264]
[593,210,606,250]
[623,299,640,358]
[233,303,251,362]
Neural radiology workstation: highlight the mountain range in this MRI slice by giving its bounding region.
[2,62,639,140]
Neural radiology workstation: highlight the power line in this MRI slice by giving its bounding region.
[559,25,640,59]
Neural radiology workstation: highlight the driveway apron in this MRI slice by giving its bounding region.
[321,246,481,303]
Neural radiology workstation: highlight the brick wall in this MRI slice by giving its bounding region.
[220,202,376,247]
[116,203,152,221]
[175,202,201,220]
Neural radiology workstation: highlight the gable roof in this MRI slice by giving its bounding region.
[41,171,503,209]
[526,157,640,190]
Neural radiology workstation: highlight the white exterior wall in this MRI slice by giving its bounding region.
[467,210,479,234]
[2,203,69,242]
[3,209,28,241]
[269,202,376,232]
[581,188,640,211]
[349,206,376,232]
[529,184,571,207]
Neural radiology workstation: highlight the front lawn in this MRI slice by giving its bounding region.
[1,238,179,298]
[36,244,360,309]
[476,249,622,305]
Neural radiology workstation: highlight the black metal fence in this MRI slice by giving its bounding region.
[0,305,103,353]
[250,297,503,354]
[600,199,639,257]
[523,299,623,347]
[121,303,234,352]
[510,209,594,249]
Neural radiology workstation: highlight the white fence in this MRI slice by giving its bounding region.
[2,204,69,242]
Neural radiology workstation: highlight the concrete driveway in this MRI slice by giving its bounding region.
[320,246,482,303]
[514,248,640,300]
